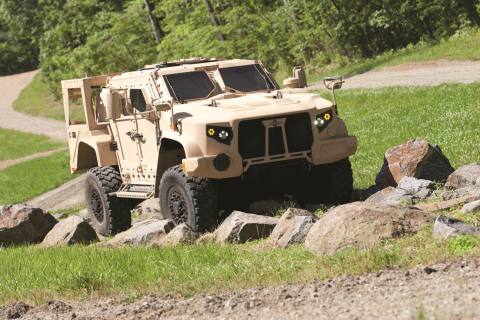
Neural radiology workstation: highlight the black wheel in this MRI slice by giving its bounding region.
[159,164,218,232]
[84,166,132,236]
[296,157,353,205]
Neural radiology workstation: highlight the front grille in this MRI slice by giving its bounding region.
[238,113,313,160]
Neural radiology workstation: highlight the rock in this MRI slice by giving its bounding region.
[214,211,279,243]
[248,197,297,215]
[380,188,419,204]
[156,223,199,247]
[445,163,480,189]
[375,138,454,189]
[432,215,480,239]
[266,208,318,248]
[52,213,68,220]
[305,202,436,255]
[415,195,480,213]
[415,188,433,200]
[131,218,141,226]
[42,216,98,246]
[365,186,396,203]
[107,219,175,247]
[78,208,89,219]
[147,214,163,221]
[0,204,58,246]
[398,176,434,193]
[135,198,161,219]
[460,200,480,214]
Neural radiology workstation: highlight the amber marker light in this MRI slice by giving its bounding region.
[182,161,186,172]
[208,128,215,136]
[170,124,173,129]
[324,113,331,120]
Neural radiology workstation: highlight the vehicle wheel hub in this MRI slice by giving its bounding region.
[168,187,188,224]
[90,189,104,223]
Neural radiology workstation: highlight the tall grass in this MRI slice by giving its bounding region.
[314,82,480,189]
[0,224,478,306]
[0,150,77,205]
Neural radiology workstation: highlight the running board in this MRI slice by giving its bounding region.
[110,186,154,199]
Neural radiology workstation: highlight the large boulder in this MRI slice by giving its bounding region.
[305,202,436,255]
[42,216,98,246]
[0,204,58,246]
[375,138,454,189]
[156,223,199,247]
[445,163,480,189]
[266,208,318,248]
[214,211,279,243]
[107,219,175,247]
[432,215,480,239]
[398,176,434,193]
[365,186,396,203]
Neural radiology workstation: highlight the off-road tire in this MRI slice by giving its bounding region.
[297,157,353,205]
[84,166,132,236]
[159,164,218,232]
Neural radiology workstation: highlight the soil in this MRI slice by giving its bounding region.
[1,257,479,319]
[308,59,480,90]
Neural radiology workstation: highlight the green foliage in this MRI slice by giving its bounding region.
[448,234,480,254]
[13,72,84,122]
[0,150,77,205]
[314,82,480,189]
[0,128,65,161]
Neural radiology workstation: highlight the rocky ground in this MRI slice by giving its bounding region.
[2,257,480,320]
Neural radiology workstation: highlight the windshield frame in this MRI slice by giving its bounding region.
[163,70,217,103]
[218,64,278,94]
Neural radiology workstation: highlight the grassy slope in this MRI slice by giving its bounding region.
[0,150,76,205]
[0,128,65,161]
[307,28,480,83]
[314,82,480,189]
[0,216,478,305]
[13,72,85,122]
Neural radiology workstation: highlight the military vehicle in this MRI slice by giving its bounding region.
[61,57,357,236]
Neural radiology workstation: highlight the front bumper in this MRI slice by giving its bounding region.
[182,136,357,178]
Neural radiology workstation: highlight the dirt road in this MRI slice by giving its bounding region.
[3,257,479,320]
[309,59,480,90]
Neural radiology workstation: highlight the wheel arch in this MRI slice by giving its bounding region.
[154,138,186,197]
[75,141,98,172]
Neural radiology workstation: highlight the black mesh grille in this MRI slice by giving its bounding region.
[238,113,313,160]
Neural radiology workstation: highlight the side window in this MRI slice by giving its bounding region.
[130,89,147,112]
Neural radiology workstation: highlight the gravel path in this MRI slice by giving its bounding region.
[309,59,480,90]
[0,70,67,141]
[3,257,479,320]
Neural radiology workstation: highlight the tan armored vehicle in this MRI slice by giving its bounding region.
[61,58,357,236]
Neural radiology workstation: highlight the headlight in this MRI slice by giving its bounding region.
[206,125,234,145]
[315,110,333,133]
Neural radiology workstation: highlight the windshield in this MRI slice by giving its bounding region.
[163,71,215,101]
[219,64,276,93]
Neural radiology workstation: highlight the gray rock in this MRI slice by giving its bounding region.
[214,211,279,243]
[0,204,58,246]
[398,176,434,193]
[415,188,433,199]
[131,218,141,226]
[78,208,89,219]
[52,213,68,220]
[445,163,480,189]
[157,223,200,247]
[460,200,480,214]
[42,216,98,246]
[365,186,397,203]
[107,219,175,247]
[305,202,436,255]
[147,214,163,221]
[440,185,480,201]
[380,188,419,204]
[266,208,318,248]
[432,215,480,239]
[135,198,161,219]
[248,197,297,215]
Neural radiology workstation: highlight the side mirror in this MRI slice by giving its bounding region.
[323,77,344,90]
[293,66,307,87]
[100,88,121,120]
[152,97,173,111]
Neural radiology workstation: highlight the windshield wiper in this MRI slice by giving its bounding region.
[164,76,186,104]
[254,64,271,93]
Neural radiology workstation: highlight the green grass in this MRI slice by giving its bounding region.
[307,28,480,84]
[0,150,77,205]
[0,221,478,306]
[0,128,65,162]
[13,72,85,123]
[314,82,480,189]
